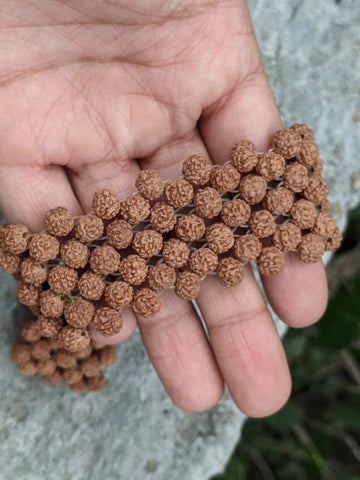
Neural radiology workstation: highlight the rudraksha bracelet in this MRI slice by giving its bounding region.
[1,125,342,391]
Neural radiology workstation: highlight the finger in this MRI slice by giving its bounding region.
[136,289,224,412]
[139,130,208,180]
[198,6,327,340]
[0,164,82,231]
[66,157,140,213]
[195,265,291,418]
[137,132,224,412]
[261,252,328,328]
[199,0,282,154]
[90,306,138,344]
[200,70,282,155]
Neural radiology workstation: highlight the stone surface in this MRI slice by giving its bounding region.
[0,1,360,479]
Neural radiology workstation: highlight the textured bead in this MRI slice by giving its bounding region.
[296,142,319,169]
[55,349,77,369]
[210,164,240,193]
[150,202,176,233]
[45,207,74,237]
[89,245,121,275]
[290,124,314,143]
[303,176,329,203]
[135,170,164,201]
[189,248,218,276]
[17,281,41,306]
[257,247,284,276]
[81,356,101,378]
[175,271,201,300]
[265,187,294,215]
[132,230,163,258]
[105,281,133,309]
[11,340,31,367]
[0,248,21,274]
[78,271,106,300]
[29,232,60,263]
[298,233,325,263]
[217,257,244,287]
[284,162,309,193]
[48,266,78,294]
[92,188,120,219]
[324,226,342,251]
[249,210,276,238]
[182,154,211,186]
[62,368,84,385]
[311,213,336,238]
[31,339,52,361]
[106,219,133,250]
[43,369,63,385]
[20,257,48,285]
[205,223,234,254]
[272,223,301,251]
[194,187,222,218]
[64,299,95,328]
[164,178,194,208]
[93,307,123,336]
[19,361,37,376]
[132,288,161,318]
[148,264,176,291]
[256,152,285,180]
[73,344,93,359]
[36,359,57,376]
[119,254,148,285]
[59,325,91,352]
[75,215,104,242]
[272,128,303,159]
[233,234,262,263]
[99,345,117,366]
[221,199,251,227]
[162,239,190,268]
[230,140,258,172]
[61,239,90,269]
[21,314,42,342]
[37,315,64,338]
[2,224,30,254]
[87,375,107,392]
[120,195,150,224]
[291,199,317,230]
[175,214,206,242]
[239,175,267,205]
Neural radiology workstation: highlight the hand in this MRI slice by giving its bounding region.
[0,0,327,416]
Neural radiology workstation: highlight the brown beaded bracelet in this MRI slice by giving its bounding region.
[1,124,342,392]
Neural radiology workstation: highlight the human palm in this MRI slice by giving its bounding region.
[0,0,327,415]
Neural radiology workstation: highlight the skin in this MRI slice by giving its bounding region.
[0,0,328,416]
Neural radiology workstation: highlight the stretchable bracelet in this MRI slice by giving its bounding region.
[1,124,342,392]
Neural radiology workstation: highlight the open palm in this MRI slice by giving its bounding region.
[0,0,327,415]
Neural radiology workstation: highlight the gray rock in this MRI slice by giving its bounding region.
[0,1,359,479]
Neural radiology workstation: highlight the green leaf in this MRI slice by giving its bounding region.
[336,204,360,254]
[265,402,303,434]
[225,457,248,479]
[304,458,321,480]
[240,420,264,447]
[276,461,304,480]
[317,275,360,351]
[312,431,333,459]
[284,333,308,362]
[291,365,311,391]
[324,399,360,431]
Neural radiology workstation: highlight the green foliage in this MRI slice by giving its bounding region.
[210,204,360,480]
